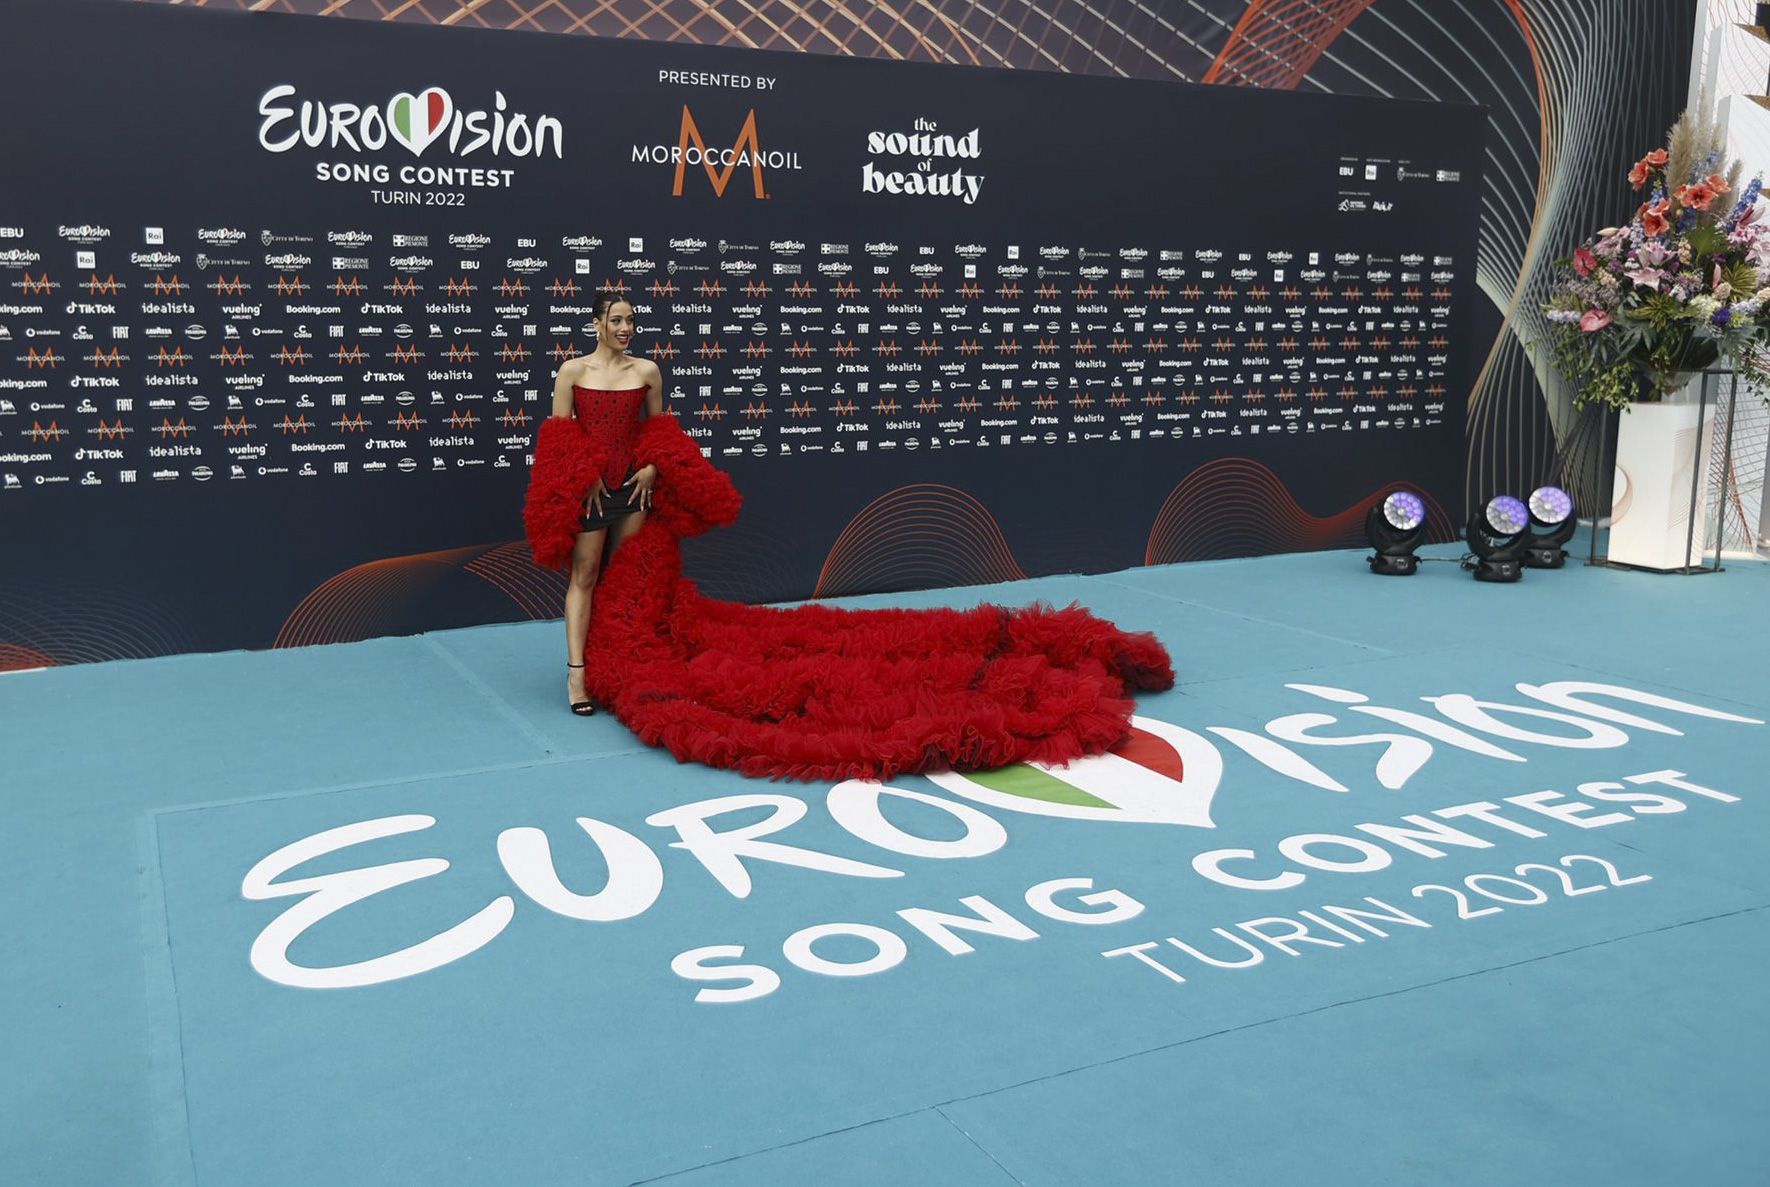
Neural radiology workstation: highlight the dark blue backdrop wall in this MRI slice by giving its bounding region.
[0,0,1688,667]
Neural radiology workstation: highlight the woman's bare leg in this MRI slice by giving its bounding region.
[605,507,647,559]
[565,527,607,704]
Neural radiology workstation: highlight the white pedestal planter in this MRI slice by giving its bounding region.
[1608,378,1713,570]
[1759,433,1770,555]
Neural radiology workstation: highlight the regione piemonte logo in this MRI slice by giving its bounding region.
[632,106,803,198]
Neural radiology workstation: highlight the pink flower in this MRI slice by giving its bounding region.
[1625,261,1667,289]
[1580,309,1613,332]
[1573,246,1598,276]
[1593,227,1628,258]
[1640,202,1671,237]
[1714,263,1733,302]
[1635,241,1672,268]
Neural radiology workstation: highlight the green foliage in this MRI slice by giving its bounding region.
[1722,260,1758,298]
[1548,324,1637,411]
[1626,292,1683,331]
[1685,223,1726,259]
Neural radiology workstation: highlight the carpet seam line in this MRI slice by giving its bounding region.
[418,633,558,755]
[623,907,1769,1183]
[934,902,1770,1110]
[622,1107,935,1184]
[147,747,651,817]
[1092,574,1394,654]
[933,1105,1029,1185]
[140,813,200,1187]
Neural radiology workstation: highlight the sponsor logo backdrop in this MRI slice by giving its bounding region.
[0,0,1481,662]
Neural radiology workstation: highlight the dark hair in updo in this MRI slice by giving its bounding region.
[591,290,634,321]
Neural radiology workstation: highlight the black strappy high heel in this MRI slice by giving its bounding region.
[566,661,596,716]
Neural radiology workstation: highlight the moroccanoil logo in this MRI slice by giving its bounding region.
[632,106,802,198]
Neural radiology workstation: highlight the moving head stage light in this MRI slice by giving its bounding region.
[1366,489,1427,575]
[1525,485,1576,568]
[1463,495,1531,582]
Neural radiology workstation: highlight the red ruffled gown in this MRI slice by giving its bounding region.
[525,411,1173,781]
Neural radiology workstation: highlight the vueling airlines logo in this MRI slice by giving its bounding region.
[632,106,802,198]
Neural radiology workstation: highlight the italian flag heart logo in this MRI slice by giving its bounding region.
[925,716,1222,828]
[388,88,453,157]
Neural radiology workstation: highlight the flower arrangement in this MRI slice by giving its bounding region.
[1542,106,1769,410]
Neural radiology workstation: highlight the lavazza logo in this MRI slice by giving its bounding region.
[863,117,984,204]
[240,679,1763,1002]
[634,106,802,198]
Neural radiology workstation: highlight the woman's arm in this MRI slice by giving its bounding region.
[630,360,667,507]
[641,359,665,418]
[550,357,581,420]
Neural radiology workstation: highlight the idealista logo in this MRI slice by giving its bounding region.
[634,106,802,198]
[863,117,984,204]
[259,85,563,159]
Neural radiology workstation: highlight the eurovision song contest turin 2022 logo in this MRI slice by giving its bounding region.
[239,677,1761,1003]
[257,84,564,198]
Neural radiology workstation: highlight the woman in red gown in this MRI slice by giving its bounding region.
[525,293,1173,779]
[552,292,661,715]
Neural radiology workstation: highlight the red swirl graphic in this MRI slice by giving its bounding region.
[1145,457,1456,564]
[814,484,1027,599]
[276,541,563,648]
[463,540,568,621]
[0,643,58,672]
